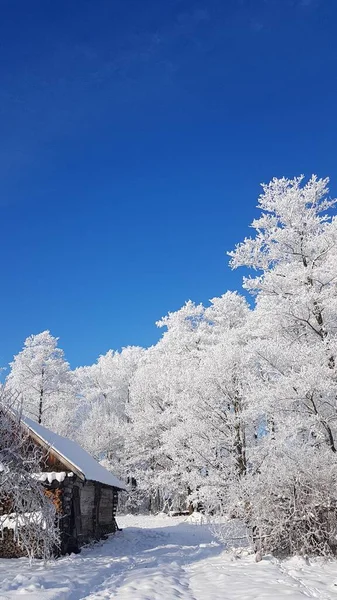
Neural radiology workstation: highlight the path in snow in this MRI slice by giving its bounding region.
[1,514,337,599]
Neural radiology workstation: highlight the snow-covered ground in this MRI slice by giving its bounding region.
[1,514,337,599]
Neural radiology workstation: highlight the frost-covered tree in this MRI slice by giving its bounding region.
[126,296,253,514]
[126,301,206,511]
[178,293,252,512]
[75,346,144,478]
[0,392,59,560]
[151,293,253,514]
[229,175,337,450]
[6,331,77,437]
[229,175,337,556]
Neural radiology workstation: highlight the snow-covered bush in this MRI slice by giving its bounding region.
[235,443,337,558]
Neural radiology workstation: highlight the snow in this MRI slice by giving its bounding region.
[22,416,126,490]
[32,472,73,484]
[1,514,337,599]
[1,512,44,531]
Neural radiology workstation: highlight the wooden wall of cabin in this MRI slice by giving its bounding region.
[77,481,117,546]
[42,478,118,554]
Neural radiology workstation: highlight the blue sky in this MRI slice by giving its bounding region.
[1,0,337,369]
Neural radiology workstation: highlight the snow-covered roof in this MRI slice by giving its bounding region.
[22,417,126,490]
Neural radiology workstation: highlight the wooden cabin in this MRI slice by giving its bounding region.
[0,417,126,557]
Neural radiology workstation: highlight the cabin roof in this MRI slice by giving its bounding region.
[22,416,126,490]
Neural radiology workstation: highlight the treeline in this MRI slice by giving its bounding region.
[6,175,337,558]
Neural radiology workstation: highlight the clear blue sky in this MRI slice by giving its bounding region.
[1,0,337,369]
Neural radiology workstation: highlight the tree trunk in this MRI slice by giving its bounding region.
[38,367,45,424]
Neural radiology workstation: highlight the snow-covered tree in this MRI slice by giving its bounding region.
[126,301,206,511]
[182,293,252,511]
[75,346,144,479]
[0,391,60,560]
[126,296,253,514]
[149,293,253,514]
[229,175,337,556]
[6,331,77,437]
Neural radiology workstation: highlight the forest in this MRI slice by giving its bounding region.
[3,175,337,560]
